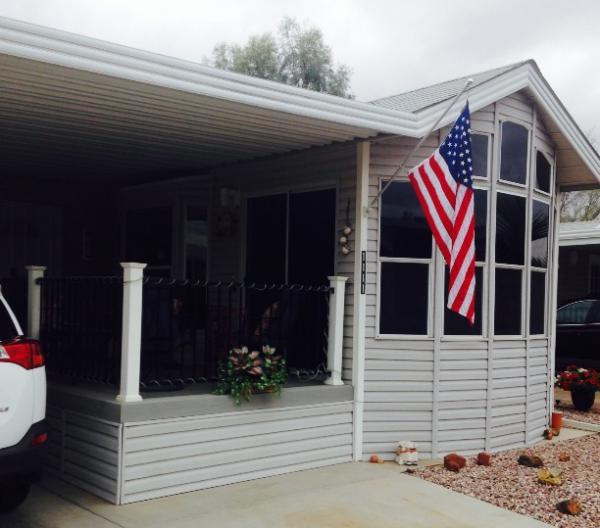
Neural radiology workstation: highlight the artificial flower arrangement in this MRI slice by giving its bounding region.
[214,345,287,405]
[555,365,599,391]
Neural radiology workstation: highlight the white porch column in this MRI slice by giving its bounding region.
[325,275,347,386]
[25,265,46,339]
[117,262,146,403]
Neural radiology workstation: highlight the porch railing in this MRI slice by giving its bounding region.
[140,279,330,388]
[39,276,123,384]
[30,264,347,399]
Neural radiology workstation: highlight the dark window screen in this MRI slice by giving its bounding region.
[495,268,522,335]
[245,194,287,283]
[530,271,546,334]
[471,134,488,177]
[536,151,551,193]
[531,201,549,268]
[474,189,487,262]
[380,182,432,258]
[444,266,483,335]
[126,207,172,266]
[380,262,428,335]
[496,193,525,265]
[500,122,528,184]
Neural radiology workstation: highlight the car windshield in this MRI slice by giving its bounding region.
[0,289,21,341]
[557,300,598,324]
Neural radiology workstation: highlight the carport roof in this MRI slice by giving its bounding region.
[1,16,599,187]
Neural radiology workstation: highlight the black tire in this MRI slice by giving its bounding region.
[0,481,30,512]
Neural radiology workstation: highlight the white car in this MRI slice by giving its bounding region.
[0,286,47,512]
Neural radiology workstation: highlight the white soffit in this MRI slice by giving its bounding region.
[1,16,599,187]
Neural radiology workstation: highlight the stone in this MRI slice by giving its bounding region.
[369,454,384,464]
[476,452,492,466]
[538,467,562,486]
[444,453,466,471]
[445,460,461,472]
[557,499,582,515]
[558,453,570,462]
[518,454,544,468]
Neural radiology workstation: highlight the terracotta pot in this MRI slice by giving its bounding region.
[570,384,596,411]
[551,411,563,430]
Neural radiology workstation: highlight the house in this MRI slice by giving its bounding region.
[2,16,600,505]
[558,218,600,305]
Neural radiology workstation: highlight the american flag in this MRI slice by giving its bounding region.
[408,104,476,324]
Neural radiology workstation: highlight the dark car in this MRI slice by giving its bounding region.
[556,297,600,371]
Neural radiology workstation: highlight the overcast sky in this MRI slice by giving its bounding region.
[1,0,599,137]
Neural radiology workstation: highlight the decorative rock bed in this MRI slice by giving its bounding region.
[414,433,600,527]
[557,403,600,426]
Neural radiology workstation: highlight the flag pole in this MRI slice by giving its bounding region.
[366,78,474,213]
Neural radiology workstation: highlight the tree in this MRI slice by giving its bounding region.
[211,17,353,98]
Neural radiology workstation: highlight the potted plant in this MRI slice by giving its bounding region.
[555,365,599,411]
[214,345,287,405]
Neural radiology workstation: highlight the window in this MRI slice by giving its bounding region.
[380,182,432,258]
[496,193,526,265]
[500,122,529,184]
[185,206,208,282]
[471,134,489,177]
[0,297,20,340]
[531,201,549,267]
[474,189,488,261]
[535,151,552,193]
[495,268,522,335]
[557,301,594,325]
[125,207,172,276]
[380,262,428,334]
[530,271,546,334]
[379,181,431,335]
[444,266,484,335]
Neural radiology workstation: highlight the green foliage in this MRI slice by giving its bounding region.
[211,17,353,98]
[214,345,287,405]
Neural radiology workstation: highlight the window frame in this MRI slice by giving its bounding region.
[376,178,435,339]
[498,119,531,189]
[533,148,554,197]
[375,109,555,341]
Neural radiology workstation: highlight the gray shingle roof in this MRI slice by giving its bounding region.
[369,61,530,113]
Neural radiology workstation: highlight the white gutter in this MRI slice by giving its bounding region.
[0,16,419,137]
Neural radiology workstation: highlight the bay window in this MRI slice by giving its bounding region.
[377,116,554,339]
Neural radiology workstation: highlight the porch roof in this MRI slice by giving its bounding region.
[1,16,599,188]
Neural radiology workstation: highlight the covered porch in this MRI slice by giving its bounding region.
[0,17,397,502]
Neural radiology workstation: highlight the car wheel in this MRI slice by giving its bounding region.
[0,481,30,512]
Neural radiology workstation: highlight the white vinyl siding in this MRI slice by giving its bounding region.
[363,93,555,460]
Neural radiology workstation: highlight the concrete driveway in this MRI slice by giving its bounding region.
[1,462,550,528]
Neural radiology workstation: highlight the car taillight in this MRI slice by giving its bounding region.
[31,432,48,446]
[0,339,44,370]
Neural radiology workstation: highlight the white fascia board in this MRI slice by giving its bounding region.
[0,16,418,137]
[527,66,600,183]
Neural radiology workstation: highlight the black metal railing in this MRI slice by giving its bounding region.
[39,277,123,384]
[140,280,330,388]
[36,275,331,389]
[0,276,27,330]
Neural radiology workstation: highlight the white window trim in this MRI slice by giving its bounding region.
[497,119,532,189]
[375,178,434,339]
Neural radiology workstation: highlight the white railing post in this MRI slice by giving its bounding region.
[25,265,46,339]
[325,275,347,386]
[117,262,146,403]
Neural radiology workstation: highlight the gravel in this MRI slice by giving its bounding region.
[557,403,600,426]
[414,434,600,527]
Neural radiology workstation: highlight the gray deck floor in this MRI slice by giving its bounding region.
[2,461,550,528]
